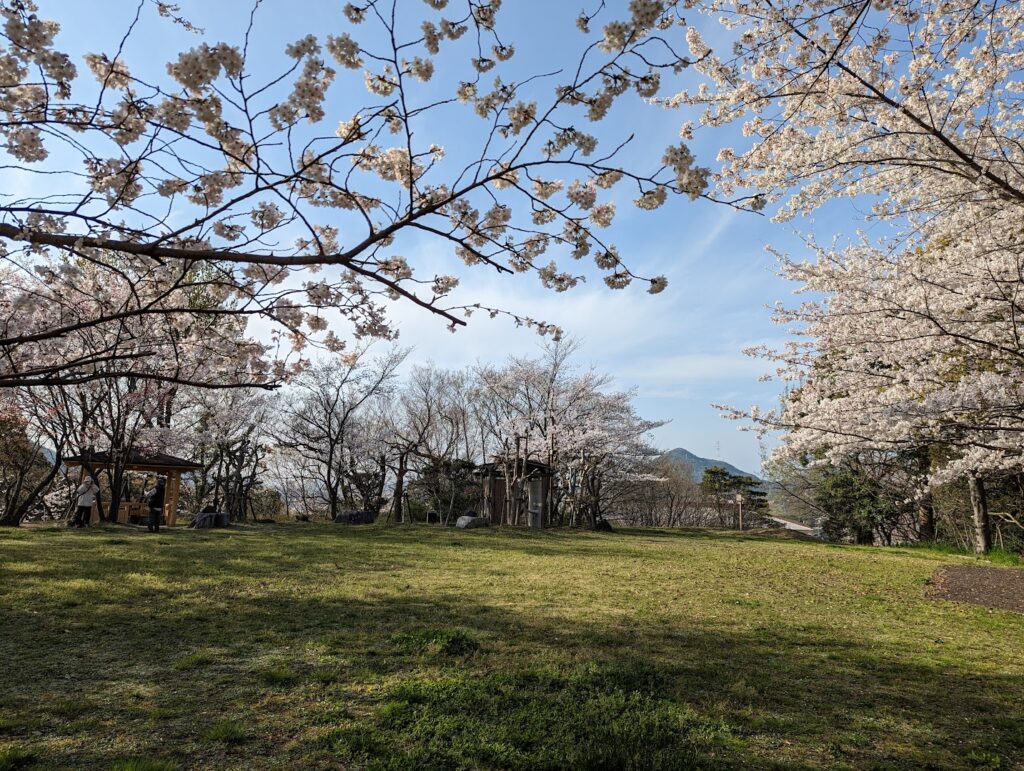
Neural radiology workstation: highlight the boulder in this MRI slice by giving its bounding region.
[191,511,229,529]
[456,515,490,529]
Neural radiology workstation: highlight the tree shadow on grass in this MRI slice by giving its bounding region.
[3,567,1024,770]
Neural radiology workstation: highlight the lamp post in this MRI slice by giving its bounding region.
[735,493,744,531]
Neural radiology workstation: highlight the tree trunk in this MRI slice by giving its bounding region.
[373,454,387,520]
[968,474,991,554]
[917,496,936,542]
[392,456,407,524]
[915,447,935,541]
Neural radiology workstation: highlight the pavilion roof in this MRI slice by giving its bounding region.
[474,458,554,476]
[64,450,202,472]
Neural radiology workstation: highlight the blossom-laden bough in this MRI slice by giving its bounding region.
[667,0,1024,550]
[0,0,759,389]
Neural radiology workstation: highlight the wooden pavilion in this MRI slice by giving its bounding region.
[474,458,554,528]
[64,450,201,527]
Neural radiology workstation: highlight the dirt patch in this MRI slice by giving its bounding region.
[926,565,1024,613]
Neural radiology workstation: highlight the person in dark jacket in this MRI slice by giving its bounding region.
[145,478,166,533]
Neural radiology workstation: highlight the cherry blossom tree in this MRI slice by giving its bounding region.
[473,340,663,527]
[182,387,274,518]
[0,259,273,389]
[274,346,404,520]
[670,0,1024,551]
[382,364,475,523]
[0,0,756,388]
[0,284,266,523]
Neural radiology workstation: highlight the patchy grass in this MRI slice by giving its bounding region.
[390,627,481,657]
[109,760,179,771]
[201,719,247,744]
[0,746,34,771]
[1,523,1022,769]
[171,650,216,671]
[258,663,299,686]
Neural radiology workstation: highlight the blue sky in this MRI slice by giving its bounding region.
[34,0,859,475]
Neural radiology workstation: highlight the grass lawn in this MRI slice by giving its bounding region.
[1,524,1022,770]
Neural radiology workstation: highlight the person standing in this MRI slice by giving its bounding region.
[145,478,166,533]
[72,475,99,528]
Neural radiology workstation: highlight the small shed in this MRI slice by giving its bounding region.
[64,450,201,527]
[474,459,554,528]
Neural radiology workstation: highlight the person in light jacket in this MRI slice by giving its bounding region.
[145,478,166,533]
[71,475,99,528]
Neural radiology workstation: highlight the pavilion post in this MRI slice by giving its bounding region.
[166,471,181,527]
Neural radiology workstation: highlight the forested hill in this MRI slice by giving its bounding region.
[663,447,762,483]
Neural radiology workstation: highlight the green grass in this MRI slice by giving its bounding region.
[171,650,216,671]
[109,759,179,771]
[1,523,1022,769]
[258,662,299,686]
[0,746,34,771]
[201,719,247,743]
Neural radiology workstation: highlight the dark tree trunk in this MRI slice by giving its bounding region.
[392,455,407,524]
[1,472,27,526]
[968,474,992,554]
[917,497,936,542]
[915,447,935,541]
[107,466,126,523]
[372,454,387,519]
[325,472,340,521]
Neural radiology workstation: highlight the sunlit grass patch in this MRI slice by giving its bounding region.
[122,572,171,590]
[306,665,341,685]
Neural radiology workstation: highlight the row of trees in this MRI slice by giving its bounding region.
[617,461,769,529]
[0,340,674,528]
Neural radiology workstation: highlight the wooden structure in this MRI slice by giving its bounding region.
[64,451,201,527]
[475,459,554,528]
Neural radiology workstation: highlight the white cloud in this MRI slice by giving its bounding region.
[626,351,769,386]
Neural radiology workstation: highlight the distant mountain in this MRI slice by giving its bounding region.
[662,447,762,483]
